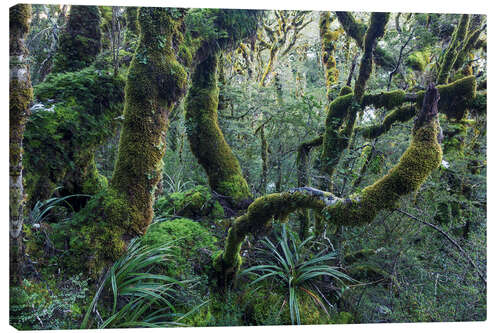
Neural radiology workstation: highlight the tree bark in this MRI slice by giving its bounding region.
[10,4,33,283]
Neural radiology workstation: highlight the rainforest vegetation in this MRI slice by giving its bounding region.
[9,4,487,329]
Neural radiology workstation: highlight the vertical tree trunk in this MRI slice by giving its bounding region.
[185,52,252,208]
[10,4,33,283]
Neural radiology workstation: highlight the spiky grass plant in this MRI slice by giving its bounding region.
[240,225,353,325]
[81,238,195,328]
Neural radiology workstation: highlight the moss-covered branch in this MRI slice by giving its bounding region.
[215,84,442,281]
[318,13,390,191]
[320,12,339,102]
[10,3,33,282]
[437,14,470,84]
[359,105,417,139]
[335,11,395,71]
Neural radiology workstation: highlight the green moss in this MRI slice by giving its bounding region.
[52,6,102,73]
[142,218,217,278]
[24,67,124,206]
[243,285,332,325]
[185,53,251,207]
[65,188,133,277]
[437,14,470,84]
[320,12,339,102]
[154,185,225,220]
[406,51,427,71]
[333,311,354,324]
[111,8,188,235]
[326,122,442,226]
[340,86,353,96]
[362,89,406,110]
[360,105,417,139]
[417,75,476,121]
[10,4,31,34]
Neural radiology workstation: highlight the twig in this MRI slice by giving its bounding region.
[396,208,486,286]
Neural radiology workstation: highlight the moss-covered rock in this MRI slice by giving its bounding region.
[142,218,217,278]
[154,185,225,220]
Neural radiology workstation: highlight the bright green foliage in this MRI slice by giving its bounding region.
[52,6,102,73]
[185,54,251,206]
[24,66,124,206]
[10,276,90,330]
[154,185,224,220]
[143,218,217,278]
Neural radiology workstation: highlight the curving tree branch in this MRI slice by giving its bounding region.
[214,83,443,283]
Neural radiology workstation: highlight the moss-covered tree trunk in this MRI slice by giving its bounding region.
[52,5,102,73]
[185,52,252,208]
[69,8,188,276]
[10,4,33,283]
[111,7,188,235]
